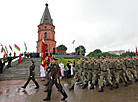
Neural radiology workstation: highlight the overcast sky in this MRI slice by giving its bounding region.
[0,0,138,57]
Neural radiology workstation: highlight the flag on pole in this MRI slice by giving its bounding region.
[24,42,27,51]
[5,46,8,53]
[15,44,20,51]
[41,35,47,70]
[136,46,138,56]
[1,46,3,53]
[9,45,13,52]
[3,48,6,53]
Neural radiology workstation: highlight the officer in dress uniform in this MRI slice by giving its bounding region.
[21,60,39,89]
[43,57,68,101]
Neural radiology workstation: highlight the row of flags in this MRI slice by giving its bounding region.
[1,43,27,54]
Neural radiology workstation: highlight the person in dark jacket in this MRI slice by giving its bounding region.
[7,54,12,68]
[21,60,39,89]
[0,59,5,74]
[67,61,71,78]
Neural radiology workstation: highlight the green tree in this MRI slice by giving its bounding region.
[56,44,67,51]
[120,51,136,57]
[75,45,86,56]
[93,49,102,54]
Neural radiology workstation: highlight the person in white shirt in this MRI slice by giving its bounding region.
[70,62,74,76]
[40,64,46,81]
[59,61,64,79]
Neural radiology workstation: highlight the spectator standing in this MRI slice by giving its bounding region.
[67,61,71,78]
[59,61,64,79]
[7,53,12,68]
[0,59,5,74]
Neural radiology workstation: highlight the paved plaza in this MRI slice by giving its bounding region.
[0,77,138,102]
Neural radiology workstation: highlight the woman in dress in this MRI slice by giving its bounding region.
[40,64,46,81]
[59,61,64,79]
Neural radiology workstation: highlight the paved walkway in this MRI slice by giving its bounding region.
[0,77,138,102]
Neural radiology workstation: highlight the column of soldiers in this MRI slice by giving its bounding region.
[69,56,138,92]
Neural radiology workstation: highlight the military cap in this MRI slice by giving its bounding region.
[94,56,98,59]
[100,56,104,59]
[31,60,35,63]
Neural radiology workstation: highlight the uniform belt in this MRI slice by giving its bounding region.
[136,65,138,66]
[109,68,113,69]
[85,68,87,70]
[75,71,78,72]
[102,71,107,72]
[127,67,132,68]
[94,69,98,70]
[32,71,34,72]
[88,69,92,70]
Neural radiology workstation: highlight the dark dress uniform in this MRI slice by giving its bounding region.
[43,59,68,101]
[0,60,5,74]
[21,60,39,89]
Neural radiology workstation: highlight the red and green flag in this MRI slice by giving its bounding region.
[9,45,13,52]
[24,42,27,51]
[15,44,20,51]
[3,48,6,53]
[1,46,3,53]
[5,46,8,53]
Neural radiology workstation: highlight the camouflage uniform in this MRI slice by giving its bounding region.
[90,60,101,89]
[82,61,88,80]
[86,61,94,82]
[134,58,138,76]
[126,59,138,84]
[114,60,128,88]
[69,62,86,90]
[98,61,113,92]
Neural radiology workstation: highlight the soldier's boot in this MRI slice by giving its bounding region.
[128,80,132,85]
[98,87,104,92]
[34,81,39,89]
[85,81,88,86]
[125,82,128,87]
[82,85,86,89]
[90,85,94,89]
[114,83,119,88]
[60,90,68,100]
[135,79,138,83]
[44,80,49,86]
[106,83,110,86]
[43,89,51,101]
[44,89,48,92]
[21,86,26,89]
[110,85,113,90]
[119,78,123,83]
[69,86,74,90]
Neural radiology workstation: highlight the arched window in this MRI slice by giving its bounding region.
[45,44,48,51]
[45,32,47,38]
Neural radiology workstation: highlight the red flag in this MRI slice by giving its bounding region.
[41,35,47,70]
[136,46,138,56]
[14,44,20,51]
[9,45,13,52]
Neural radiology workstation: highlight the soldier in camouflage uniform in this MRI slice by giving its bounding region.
[98,57,113,92]
[76,57,84,82]
[69,59,86,90]
[114,57,128,88]
[134,56,138,76]
[106,57,116,85]
[82,58,88,80]
[125,56,138,85]
[85,58,94,86]
[90,57,101,89]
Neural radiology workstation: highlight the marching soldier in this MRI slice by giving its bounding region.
[82,58,88,80]
[134,56,138,76]
[125,56,138,85]
[85,58,94,86]
[90,57,101,89]
[69,58,86,90]
[114,57,128,88]
[98,56,113,92]
[21,60,39,89]
[43,57,68,101]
